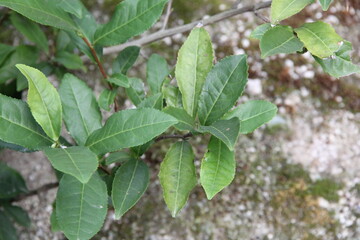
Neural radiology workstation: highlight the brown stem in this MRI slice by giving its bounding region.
[155,132,193,142]
[12,182,59,202]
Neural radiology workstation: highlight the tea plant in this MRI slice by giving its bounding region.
[0,0,359,239]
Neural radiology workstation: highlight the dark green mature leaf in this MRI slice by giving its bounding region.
[0,0,77,31]
[86,108,178,155]
[112,159,149,219]
[44,146,99,183]
[130,140,154,157]
[59,74,102,145]
[94,0,168,46]
[10,13,48,53]
[0,140,32,153]
[199,118,240,151]
[112,46,140,75]
[125,78,145,106]
[98,89,117,111]
[198,55,248,125]
[0,94,53,150]
[319,0,333,11]
[107,73,130,88]
[138,93,163,110]
[159,141,196,217]
[56,173,107,240]
[224,100,278,134]
[0,211,17,240]
[295,21,343,58]
[175,27,214,117]
[54,51,86,71]
[0,162,28,199]
[200,137,235,200]
[163,107,195,131]
[314,41,360,78]
[3,204,31,228]
[71,1,98,42]
[260,25,304,58]
[56,0,83,18]
[147,54,169,94]
[250,23,272,40]
[0,44,14,66]
[105,151,132,165]
[271,0,314,23]
[16,64,62,141]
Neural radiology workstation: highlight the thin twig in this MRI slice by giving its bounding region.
[254,11,270,23]
[12,182,59,202]
[155,132,193,142]
[161,0,173,31]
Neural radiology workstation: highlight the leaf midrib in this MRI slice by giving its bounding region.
[173,142,184,216]
[299,26,334,57]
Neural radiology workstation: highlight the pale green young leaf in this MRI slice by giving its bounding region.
[86,108,178,155]
[271,0,314,23]
[0,162,28,199]
[105,151,132,165]
[147,54,169,94]
[44,146,99,184]
[250,23,272,40]
[162,85,182,108]
[163,107,196,131]
[125,78,145,106]
[260,25,304,58]
[94,0,168,46]
[200,137,235,200]
[0,211,17,240]
[224,100,278,134]
[159,141,196,217]
[319,0,333,11]
[16,64,62,141]
[138,93,163,110]
[175,27,214,117]
[199,118,240,151]
[198,55,248,125]
[56,0,83,18]
[56,173,107,240]
[107,73,130,88]
[54,51,86,71]
[10,13,48,53]
[0,94,53,150]
[295,21,343,58]
[3,204,31,228]
[59,74,102,146]
[112,159,149,219]
[0,0,77,31]
[98,89,117,111]
[112,46,140,75]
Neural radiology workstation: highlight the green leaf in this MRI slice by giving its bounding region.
[0,94,53,150]
[260,25,304,58]
[200,137,235,200]
[112,159,149,219]
[94,0,168,46]
[162,84,182,108]
[224,100,278,134]
[0,210,17,240]
[163,107,196,131]
[271,0,314,23]
[147,54,169,94]
[59,74,102,145]
[50,204,61,232]
[125,78,145,106]
[159,141,196,217]
[3,204,31,228]
[199,118,240,151]
[56,173,107,240]
[295,21,343,58]
[0,44,14,66]
[10,13,48,53]
[0,140,33,153]
[16,64,62,141]
[319,0,333,11]
[112,46,140,75]
[0,0,77,31]
[314,41,360,78]
[138,93,163,110]
[130,140,154,157]
[105,151,132,165]
[98,89,117,111]
[107,73,130,88]
[56,0,83,18]
[86,108,178,155]
[175,27,214,117]
[198,55,248,125]
[0,162,28,199]
[44,146,99,184]
[250,23,272,40]
[54,51,86,71]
